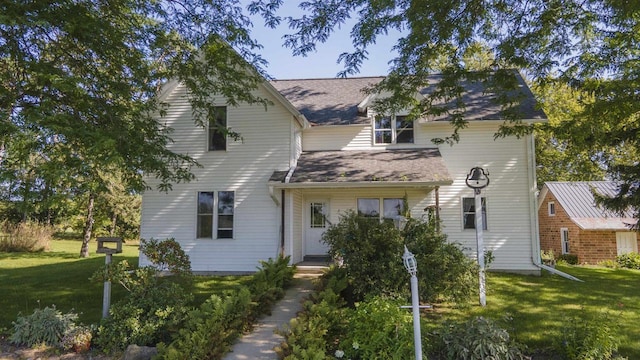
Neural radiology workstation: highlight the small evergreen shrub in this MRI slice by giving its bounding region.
[554,310,620,360]
[616,252,640,269]
[276,267,351,359]
[156,288,253,360]
[558,254,579,265]
[249,256,296,317]
[10,306,78,347]
[431,316,526,360]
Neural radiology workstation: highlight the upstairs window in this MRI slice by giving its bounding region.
[374,115,414,144]
[462,197,488,230]
[208,106,227,151]
[548,202,556,216]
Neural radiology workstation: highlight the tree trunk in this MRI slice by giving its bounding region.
[80,192,95,258]
[110,212,117,236]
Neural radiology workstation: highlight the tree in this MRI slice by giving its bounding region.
[254,0,640,220]
[1,1,271,255]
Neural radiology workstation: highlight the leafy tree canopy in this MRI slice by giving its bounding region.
[1,0,270,193]
[253,0,640,219]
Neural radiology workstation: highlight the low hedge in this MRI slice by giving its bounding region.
[155,256,295,360]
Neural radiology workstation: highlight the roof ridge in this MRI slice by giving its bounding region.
[270,76,386,82]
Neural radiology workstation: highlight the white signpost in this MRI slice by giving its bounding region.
[465,167,490,307]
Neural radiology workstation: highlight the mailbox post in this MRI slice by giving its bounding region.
[96,237,123,318]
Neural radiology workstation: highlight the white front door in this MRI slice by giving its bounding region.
[305,200,330,255]
[616,232,638,255]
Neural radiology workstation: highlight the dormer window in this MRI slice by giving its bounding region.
[374,115,414,144]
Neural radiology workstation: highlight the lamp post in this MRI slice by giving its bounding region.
[465,166,489,307]
[403,245,422,360]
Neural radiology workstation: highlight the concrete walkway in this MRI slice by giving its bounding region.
[221,275,317,360]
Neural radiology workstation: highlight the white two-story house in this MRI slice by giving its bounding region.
[140,74,546,274]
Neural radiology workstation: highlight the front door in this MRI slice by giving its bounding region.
[305,200,330,255]
[616,232,638,255]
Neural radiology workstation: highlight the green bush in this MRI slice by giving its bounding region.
[156,256,296,360]
[94,268,192,353]
[93,238,194,353]
[0,221,53,252]
[558,254,579,265]
[249,256,296,317]
[338,296,417,360]
[156,288,253,360]
[276,267,351,360]
[554,310,620,360]
[322,211,476,303]
[616,252,640,269]
[431,316,526,360]
[10,306,78,347]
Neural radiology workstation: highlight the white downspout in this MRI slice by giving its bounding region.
[528,133,582,282]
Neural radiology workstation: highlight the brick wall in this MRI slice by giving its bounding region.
[538,191,579,258]
[538,191,619,264]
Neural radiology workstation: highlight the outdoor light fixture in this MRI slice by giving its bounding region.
[465,166,489,307]
[402,245,422,360]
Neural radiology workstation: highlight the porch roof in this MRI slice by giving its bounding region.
[269,148,453,188]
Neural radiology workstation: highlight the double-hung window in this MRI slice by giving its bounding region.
[357,198,405,221]
[197,191,235,239]
[462,197,487,230]
[208,106,227,151]
[374,115,414,144]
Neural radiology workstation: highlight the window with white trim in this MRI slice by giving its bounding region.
[197,191,235,239]
[462,197,487,230]
[208,106,227,151]
[561,228,569,254]
[357,198,405,221]
[374,115,414,144]
[548,202,556,216]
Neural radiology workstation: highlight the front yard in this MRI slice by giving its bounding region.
[442,265,640,357]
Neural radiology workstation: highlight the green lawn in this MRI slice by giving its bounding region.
[0,239,251,333]
[433,265,640,358]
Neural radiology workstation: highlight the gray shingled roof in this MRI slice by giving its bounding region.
[270,77,383,126]
[269,73,546,126]
[544,181,637,230]
[271,149,452,186]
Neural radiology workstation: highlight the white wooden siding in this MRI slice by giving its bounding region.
[140,83,294,272]
[425,121,537,272]
[289,190,304,263]
[303,125,372,150]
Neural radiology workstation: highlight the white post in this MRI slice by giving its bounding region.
[475,189,486,307]
[410,273,423,360]
[102,253,112,318]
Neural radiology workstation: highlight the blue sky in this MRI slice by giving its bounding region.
[248,3,402,79]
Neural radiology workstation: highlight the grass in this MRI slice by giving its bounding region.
[0,238,251,334]
[428,264,640,358]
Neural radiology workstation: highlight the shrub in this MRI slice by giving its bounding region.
[322,211,477,303]
[558,254,579,265]
[10,306,78,348]
[93,238,194,353]
[94,267,192,353]
[249,256,296,318]
[616,252,640,270]
[0,221,53,252]
[338,296,417,360]
[598,259,618,268]
[156,288,253,360]
[431,316,526,360]
[276,267,351,359]
[553,310,620,360]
